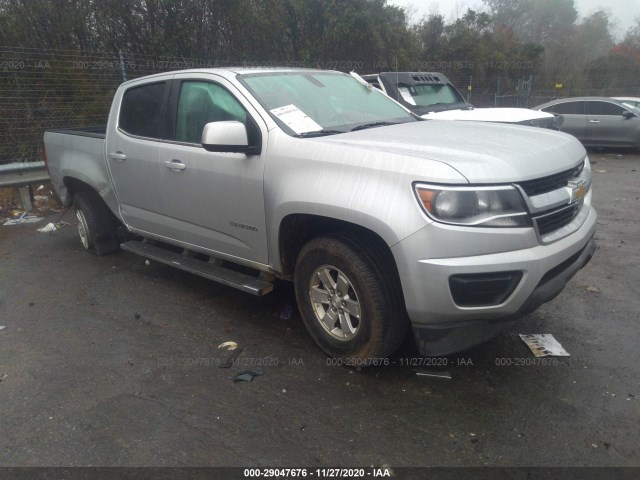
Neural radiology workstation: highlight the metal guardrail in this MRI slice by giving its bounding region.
[0,161,50,211]
[0,161,50,189]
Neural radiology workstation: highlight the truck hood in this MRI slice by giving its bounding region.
[315,120,586,183]
[421,107,554,123]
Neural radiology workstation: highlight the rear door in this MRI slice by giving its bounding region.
[586,100,639,146]
[542,101,587,141]
[157,73,269,264]
[106,77,172,234]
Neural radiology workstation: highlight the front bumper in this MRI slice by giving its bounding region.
[391,205,597,355]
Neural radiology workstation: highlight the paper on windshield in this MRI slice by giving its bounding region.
[398,87,416,105]
[270,104,322,134]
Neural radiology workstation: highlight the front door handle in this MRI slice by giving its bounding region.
[164,160,186,171]
[109,152,127,161]
[589,119,600,123]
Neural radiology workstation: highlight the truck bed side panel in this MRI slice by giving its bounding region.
[44,130,120,218]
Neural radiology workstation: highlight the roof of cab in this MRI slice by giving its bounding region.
[120,67,338,86]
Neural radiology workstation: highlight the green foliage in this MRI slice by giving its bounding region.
[1,0,640,163]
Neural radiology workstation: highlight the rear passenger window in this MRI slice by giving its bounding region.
[587,101,625,116]
[175,81,247,144]
[545,101,585,115]
[119,82,166,139]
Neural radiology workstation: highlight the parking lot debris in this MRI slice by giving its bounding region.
[3,211,42,225]
[220,349,243,368]
[415,369,452,379]
[233,368,264,383]
[585,286,600,293]
[594,169,608,173]
[134,312,141,320]
[37,222,59,233]
[519,334,570,357]
[218,341,238,350]
[0,326,5,333]
[0,373,7,382]
[280,305,293,320]
[218,341,243,368]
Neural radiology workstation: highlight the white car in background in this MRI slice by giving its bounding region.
[360,71,562,129]
[613,97,640,110]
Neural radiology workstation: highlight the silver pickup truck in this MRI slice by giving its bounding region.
[43,68,596,362]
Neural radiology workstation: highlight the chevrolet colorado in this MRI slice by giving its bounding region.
[44,68,596,361]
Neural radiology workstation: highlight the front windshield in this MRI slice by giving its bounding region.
[621,101,640,113]
[399,83,463,107]
[240,72,415,136]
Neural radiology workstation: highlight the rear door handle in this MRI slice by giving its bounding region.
[109,152,127,161]
[589,119,600,123]
[164,160,186,171]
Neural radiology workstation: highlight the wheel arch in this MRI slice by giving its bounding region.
[64,176,99,198]
[277,213,401,283]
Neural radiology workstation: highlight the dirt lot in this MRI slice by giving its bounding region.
[0,151,638,473]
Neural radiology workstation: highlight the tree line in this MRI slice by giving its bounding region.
[2,0,639,84]
[1,0,640,163]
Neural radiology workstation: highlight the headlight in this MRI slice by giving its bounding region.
[414,184,531,227]
[577,156,591,192]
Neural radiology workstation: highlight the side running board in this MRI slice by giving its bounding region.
[120,240,273,296]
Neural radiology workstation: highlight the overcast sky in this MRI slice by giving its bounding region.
[389,0,640,39]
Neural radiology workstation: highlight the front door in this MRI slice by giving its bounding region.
[157,74,269,265]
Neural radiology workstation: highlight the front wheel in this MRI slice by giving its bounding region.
[294,233,408,362]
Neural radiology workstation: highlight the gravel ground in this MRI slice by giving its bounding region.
[0,151,638,472]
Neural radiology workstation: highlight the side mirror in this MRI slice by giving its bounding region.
[202,121,250,153]
[553,113,564,128]
[622,110,636,119]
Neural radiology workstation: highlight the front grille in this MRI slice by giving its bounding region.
[518,162,584,196]
[534,203,582,236]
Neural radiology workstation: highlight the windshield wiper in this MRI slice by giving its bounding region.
[294,129,344,138]
[350,121,397,132]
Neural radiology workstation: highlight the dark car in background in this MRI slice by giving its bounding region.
[533,97,640,148]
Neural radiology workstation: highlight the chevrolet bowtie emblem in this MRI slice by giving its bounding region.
[572,183,587,202]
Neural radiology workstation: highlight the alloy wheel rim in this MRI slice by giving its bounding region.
[76,209,90,249]
[309,265,361,341]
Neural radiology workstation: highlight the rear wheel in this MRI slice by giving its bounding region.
[294,233,408,363]
[72,190,120,255]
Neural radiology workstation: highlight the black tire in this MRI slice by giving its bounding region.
[72,190,120,255]
[294,232,408,362]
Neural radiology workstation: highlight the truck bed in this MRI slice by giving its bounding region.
[45,125,107,139]
[44,126,119,215]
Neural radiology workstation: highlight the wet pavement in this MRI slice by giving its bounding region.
[0,153,638,469]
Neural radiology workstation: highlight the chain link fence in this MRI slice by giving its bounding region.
[2,46,640,165]
[0,46,240,165]
[446,71,640,109]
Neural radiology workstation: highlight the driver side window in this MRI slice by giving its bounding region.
[175,81,247,144]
